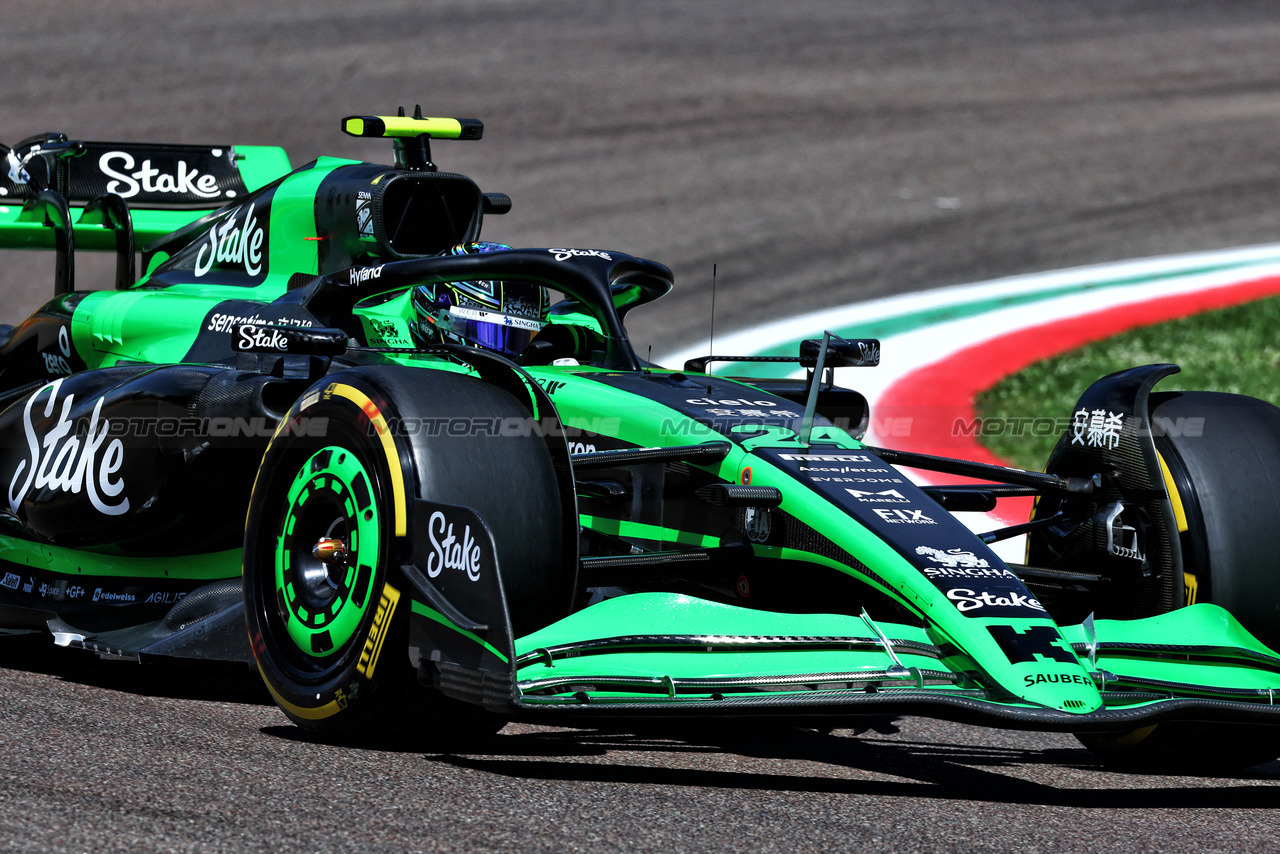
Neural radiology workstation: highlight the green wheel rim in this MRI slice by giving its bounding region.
[275,446,382,659]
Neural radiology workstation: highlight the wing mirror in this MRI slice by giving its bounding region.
[799,335,880,368]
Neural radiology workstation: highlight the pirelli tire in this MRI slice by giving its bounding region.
[1147,391,1280,649]
[243,367,568,741]
[1075,391,1280,771]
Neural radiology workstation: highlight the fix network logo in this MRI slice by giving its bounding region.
[872,508,936,525]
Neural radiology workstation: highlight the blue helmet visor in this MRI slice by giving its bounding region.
[437,306,545,356]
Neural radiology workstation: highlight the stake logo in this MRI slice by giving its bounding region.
[99,150,222,199]
[193,203,265,278]
[946,588,1045,613]
[549,248,612,263]
[236,325,288,352]
[8,380,129,516]
[425,510,482,581]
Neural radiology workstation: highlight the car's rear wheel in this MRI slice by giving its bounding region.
[244,368,568,744]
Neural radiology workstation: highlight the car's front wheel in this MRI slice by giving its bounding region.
[244,368,568,744]
[1077,722,1280,772]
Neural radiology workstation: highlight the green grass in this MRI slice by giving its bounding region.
[974,294,1280,470]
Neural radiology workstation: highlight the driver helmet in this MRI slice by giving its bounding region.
[410,242,549,356]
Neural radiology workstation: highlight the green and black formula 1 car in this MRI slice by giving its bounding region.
[2,112,1280,771]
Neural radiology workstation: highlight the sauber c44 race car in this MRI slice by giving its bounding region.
[2,112,1280,771]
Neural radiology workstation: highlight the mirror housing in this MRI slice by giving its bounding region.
[799,335,880,368]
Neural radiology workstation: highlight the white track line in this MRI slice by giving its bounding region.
[658,243,1280,561]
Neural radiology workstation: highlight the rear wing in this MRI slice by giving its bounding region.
[0,135,291,250]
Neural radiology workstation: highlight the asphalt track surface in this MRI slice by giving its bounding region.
[2,1,1280,851]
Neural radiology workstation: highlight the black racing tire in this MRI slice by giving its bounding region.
[1075,391,1280,771]
[1077,722,1280,772]
[244,367,568,743]
[1148,391,1280,649]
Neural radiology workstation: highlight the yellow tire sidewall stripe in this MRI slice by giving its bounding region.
[323,382,408,538]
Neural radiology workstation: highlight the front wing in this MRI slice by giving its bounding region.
[405,510,1280,732]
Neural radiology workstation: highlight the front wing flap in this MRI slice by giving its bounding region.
[410,560,1280,730]
[510,595,1280,730]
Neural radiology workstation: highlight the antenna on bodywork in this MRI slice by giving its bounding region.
[401,105,433,171]
[706,264,717,393]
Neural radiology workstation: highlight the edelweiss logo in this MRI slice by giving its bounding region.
[549,248,612,263]
[92,588,137,603]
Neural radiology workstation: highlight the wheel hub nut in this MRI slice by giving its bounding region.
[312,537,348,567]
